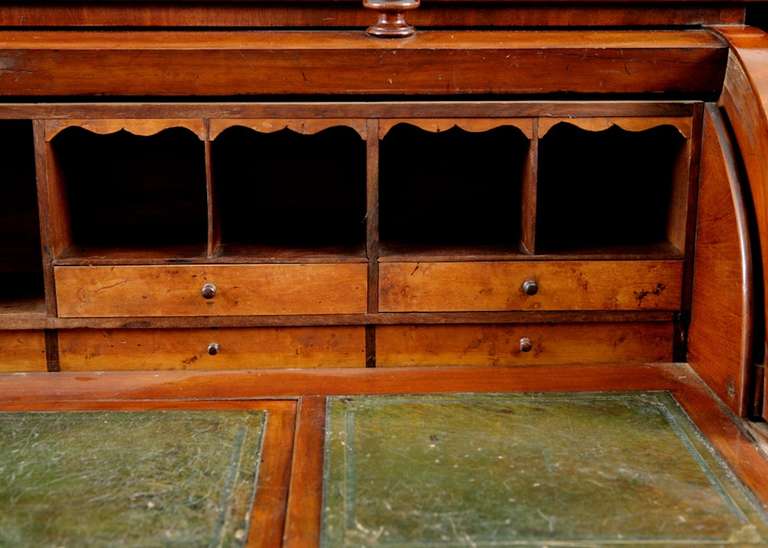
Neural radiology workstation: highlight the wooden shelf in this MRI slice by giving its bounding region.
[37,112,695,322]
[212,243,368,264]
[530,242,685,261]
[0,272,47,329]
[378,241,683,263]
[0,296,46,315]
[0,296,48,329]
[55,243,370,265]
[378,243,523,262]
[55,244,207,266]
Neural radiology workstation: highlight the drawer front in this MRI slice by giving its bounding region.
[59,327,366,371]
[377,322,673,367]
[0,330,47,372]
[379,260,682,312]
[55,264,368,317]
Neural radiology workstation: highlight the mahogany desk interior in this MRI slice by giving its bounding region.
[0,0,767,545]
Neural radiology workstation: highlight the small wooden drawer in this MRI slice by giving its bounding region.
[377,322,673,367]
[58,327,367,371]
[55,264,368,317]
[0,330,47,372]
[379,260,682,312]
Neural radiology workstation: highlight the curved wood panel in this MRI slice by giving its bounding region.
[378,118,534,139]
[209,118,367,140]
[688,104,753,416]
[713,26,768,420]
[538,116,691,138]
[44,118,206,141]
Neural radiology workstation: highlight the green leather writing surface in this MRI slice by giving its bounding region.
[323,393,768,546]
[0,410,266,547]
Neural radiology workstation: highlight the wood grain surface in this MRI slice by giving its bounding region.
[58,327,367,371]
[55,264,368,317]
[380,261,683,312]
[0,330,47,372]
[376,322,674,367]
[688,105,753,416]
[0,30,726,96]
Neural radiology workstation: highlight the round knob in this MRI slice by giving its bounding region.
[519,337,533,353]
[522,279,539,296]
[207,343,221,356]
[201,283,217,300]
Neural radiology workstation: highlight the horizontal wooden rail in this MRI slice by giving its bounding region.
[0,4,746,29]
[0,30,726,96]
[0,101,699,120]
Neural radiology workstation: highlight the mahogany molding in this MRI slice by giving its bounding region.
[0,363,693,402]
[209,119,368,140]
[0,102,697,120]
[44,119,207,141]
[538,117,692,139]
[378,118,534,139]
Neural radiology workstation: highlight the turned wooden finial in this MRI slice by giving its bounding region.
[363,0,420,38]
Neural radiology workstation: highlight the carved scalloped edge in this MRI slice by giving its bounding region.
[378,118,534,140]
[538,117,691,139]
[209,119,368,140]
[44,119,206,142]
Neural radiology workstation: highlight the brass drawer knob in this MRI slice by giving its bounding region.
[363,0,420,38]
[522,279,539,296]
[207,343,221,356]
[519,337,533,353]
[201,282,217,300]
